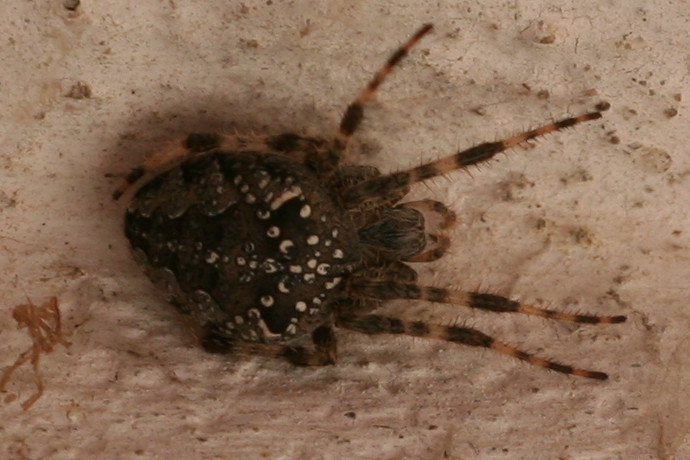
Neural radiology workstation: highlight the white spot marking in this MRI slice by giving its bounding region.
[316,263,330,275]
[333,249,344,259]
[257,209,271,220]
[279,240,294,253]
[295,301,307,312]
[257,318,281,338]
[278,281,290,293]
[270,186,303,210]
[206,252,220,264]
[261,295,274,307]
[234,315,244,325]
[307,259,317,268]
[307,235,319,245]
[285,324,297,335]
[267,226,280,238]
[300,204,311,218]
[245,193,256,204]
[263,259,279,273]
[236,257,246,266]
[325,277,343,290]
[304,273,315,282]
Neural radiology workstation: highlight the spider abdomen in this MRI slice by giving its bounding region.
[125,151,361,343]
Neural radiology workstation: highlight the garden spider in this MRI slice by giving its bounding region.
[115,24,625,380]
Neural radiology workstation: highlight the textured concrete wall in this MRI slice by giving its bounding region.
[1,1,687,458]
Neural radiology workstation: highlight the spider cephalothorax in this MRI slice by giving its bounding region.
[116,24,625,379]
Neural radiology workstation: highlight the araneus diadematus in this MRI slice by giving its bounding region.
[114,24,625,380]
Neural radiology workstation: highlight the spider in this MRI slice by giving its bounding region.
[114,24,625,380]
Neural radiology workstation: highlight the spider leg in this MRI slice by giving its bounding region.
[333,24,433,157]
[112,132,326,200]
[349,279,627,324]
[357,261,418,283]
[337,313,610,379]
[335,263,420,318]
[341,111,605,208]
[200,324,337,366]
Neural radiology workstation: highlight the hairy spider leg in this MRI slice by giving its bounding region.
[201,324,337,366]
[341,111,604,208]
[337,313,611,380]
[349,279,626,324]
[343,280,625,380]
[113,25,433,198]
[334,24,434,156]
[112,132,328,200]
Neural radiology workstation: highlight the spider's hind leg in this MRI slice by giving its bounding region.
[112,132,327,200]
[201,324,338,366]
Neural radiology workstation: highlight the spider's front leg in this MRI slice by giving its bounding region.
[307,24,433,177]
[340,110,607,208]
[349,278,626,324]
[342,278,625,379]
[337,313,612,380]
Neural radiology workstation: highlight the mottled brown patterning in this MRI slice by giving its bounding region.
[115,24,625,380]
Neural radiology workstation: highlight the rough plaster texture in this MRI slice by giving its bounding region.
[0,1,688,459]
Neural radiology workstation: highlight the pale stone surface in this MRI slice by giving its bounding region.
[1,1,687,458]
